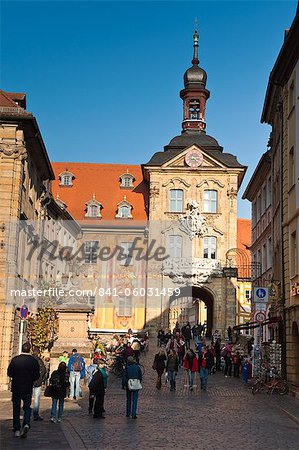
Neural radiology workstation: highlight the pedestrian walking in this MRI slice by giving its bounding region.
[177,335,185,366]
[183,349,198,390]
[58,351,69,364]
[242,358,250,383]
[122,356,142,419]
[88,359,107,419]
[7,342,40,438]
[222,343,233,377]
[205,346,215,375]
[166,350,179,391]
[86,358,99,414]
[182,322,192,349]
[198,352,209,391]
[152,347,167,389]
[157,329,165,347]
[122,342,135,361]
[215,338,221,371]
[232,351,241,378]
[49,362,70,423]
[44,357,51,386]
[32,349,47,421]
[131,338,141,364]
[67,348,85,399]
[166,335,178,354]
[227,326,233,342]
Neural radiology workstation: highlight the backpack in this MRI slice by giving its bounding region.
[73,355,84,372]
[51,371,62,388]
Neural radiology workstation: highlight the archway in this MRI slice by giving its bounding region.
[169,286,214,337]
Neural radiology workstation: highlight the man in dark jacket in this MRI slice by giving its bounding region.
[88,359,108,419]
[32,349,46,421]
[182,322,192,349]
[122,356,142,419]
[7,342,40,438]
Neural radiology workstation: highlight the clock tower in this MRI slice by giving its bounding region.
[143,29,247,336]
[180,30,210,133]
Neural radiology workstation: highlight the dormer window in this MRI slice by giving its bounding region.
[59,171,75,187]
[116,196,133,219]
[120,171,135,189]
[85,195,102,219]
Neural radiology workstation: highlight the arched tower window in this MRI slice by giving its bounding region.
[189,99,200,120]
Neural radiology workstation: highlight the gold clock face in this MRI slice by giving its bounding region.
[185,149,203,168]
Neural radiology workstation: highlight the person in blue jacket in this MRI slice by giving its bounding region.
[67,349,85,400]
[122,356,142,419]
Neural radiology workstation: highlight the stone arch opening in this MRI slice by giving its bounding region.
[169,286,214,337]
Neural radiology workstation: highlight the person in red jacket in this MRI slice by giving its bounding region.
[198,352,209,391]
[183,349,198,390]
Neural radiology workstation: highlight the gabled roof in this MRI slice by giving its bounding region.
[0,89,19,107]
[144,147,245,169]
[51,162,148,221]
[0,89,29,111]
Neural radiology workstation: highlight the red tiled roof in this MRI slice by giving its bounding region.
[237,218,252,278]
[0,89,19,107]
[51,162,148,221]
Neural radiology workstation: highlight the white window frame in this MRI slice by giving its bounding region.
[59,171,75,187]
[169,189,183,212]
[117,296,132,317]
[203,190,218,213]
[116,200,133,219]
[85,200,102,218]
[119,242,133,266]
[168,235,182,258]
[120,173,135,188]
[203,236,217,259]
[84,241,98,264]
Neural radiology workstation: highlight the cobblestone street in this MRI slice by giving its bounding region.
[1,342,299,450]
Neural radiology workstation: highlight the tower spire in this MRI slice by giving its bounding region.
[192,20,199,66]
[180,25,210,133]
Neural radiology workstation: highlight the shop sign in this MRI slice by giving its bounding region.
[291,282,299,297]
[268,282,279,301]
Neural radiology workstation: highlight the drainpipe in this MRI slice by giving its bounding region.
[278,99,287,379]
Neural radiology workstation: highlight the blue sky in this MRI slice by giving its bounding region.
[1,1,297,218]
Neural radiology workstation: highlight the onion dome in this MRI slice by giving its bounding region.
[183,30,207,87]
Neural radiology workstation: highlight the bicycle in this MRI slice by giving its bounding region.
[251,376,289,395]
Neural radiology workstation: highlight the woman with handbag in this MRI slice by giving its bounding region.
[49,362,70,423]
[122,356,142,419]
